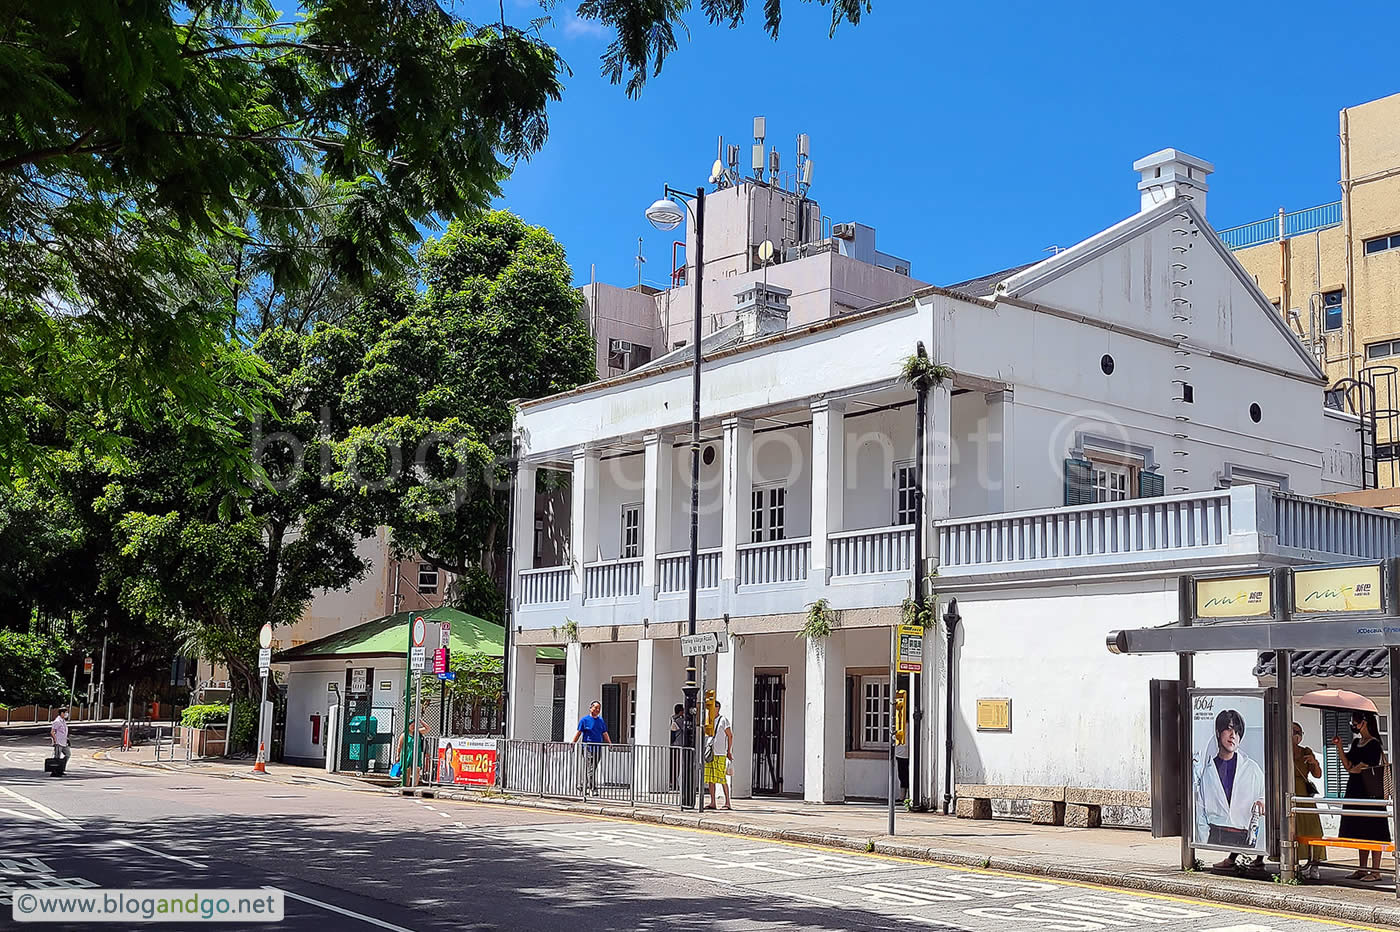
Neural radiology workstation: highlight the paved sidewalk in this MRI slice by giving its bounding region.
[418,788,1400,928]
[91,741,389,791]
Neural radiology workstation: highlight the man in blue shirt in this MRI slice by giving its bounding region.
[572,700,611,792]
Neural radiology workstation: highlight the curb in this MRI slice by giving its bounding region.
[408,788,1400,927]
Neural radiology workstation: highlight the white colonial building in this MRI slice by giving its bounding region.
[505,150,1392,809]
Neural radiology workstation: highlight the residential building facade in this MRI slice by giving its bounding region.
[505,149,1380,809]
[1227,91,1400,485]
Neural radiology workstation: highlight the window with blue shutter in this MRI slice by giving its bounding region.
[1139,471,1165,498]
[1064,458,1094,506]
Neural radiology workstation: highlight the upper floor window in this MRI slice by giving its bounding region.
[751,485,786,542]
[417,562,438,594]
[1366,339,1400,360]
[1364,233,1400,256]
[1322,290,1344,331]
[893,461,917,526]
[1065,450,1164,505]
[620,503,641,559]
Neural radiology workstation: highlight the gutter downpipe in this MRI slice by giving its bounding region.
[941,597,961,815]
[1342,105,1357,381]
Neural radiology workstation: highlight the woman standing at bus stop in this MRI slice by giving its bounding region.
[1333,710,1390,882]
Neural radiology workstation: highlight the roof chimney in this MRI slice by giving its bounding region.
[734,282,791,340]
[1133,149,1214,216]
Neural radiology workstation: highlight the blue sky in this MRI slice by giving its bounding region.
[495,1,1400,289]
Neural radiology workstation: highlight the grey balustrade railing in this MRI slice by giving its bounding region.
[584,558,643,601]
[937,491,1232,570]
[829,525,915,577]
[519,566,571,606]
[737,537,810,587]
[656,548,721,594]
[1273,491,1400,560]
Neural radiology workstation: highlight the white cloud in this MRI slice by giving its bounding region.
[562,14,610,40]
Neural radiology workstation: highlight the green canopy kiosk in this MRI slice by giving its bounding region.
[1108,560,1400,890]
[275,608,561,773]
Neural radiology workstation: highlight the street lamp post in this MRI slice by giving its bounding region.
[647,185,705,811]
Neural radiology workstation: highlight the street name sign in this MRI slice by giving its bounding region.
[680,632,719,657]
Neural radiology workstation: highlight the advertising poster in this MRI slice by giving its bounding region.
[1190,690,1270,855]
[436,737,498,787]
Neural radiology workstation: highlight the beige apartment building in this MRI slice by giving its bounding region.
[1229,92,1400,486]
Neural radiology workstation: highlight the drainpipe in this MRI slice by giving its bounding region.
[1341,106,1357,380]
[941,598,961,815]
[1277,207,1289,322]
[911,342,930,811]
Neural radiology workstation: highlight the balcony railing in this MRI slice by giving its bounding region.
[829,525,915,577]
[656,548,721,595]
[519,566,571,606]
[1217,201,1342,251]
[738,537,810,587]
[937,492,1230,571]
[1274,491,1400,559]
[584,558,643,601]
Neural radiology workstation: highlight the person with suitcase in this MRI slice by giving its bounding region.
[48,708,70,777]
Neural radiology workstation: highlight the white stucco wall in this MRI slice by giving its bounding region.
[949,580,1258,792]
[284,659,406,766]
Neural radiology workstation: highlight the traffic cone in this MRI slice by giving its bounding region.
[252,741,267,774]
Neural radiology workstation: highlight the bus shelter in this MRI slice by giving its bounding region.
[1108,559,1400,890]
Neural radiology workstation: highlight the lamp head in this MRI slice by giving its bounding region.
[646,197,685,231]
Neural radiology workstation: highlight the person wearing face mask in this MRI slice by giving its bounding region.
[1333,710,1390,881]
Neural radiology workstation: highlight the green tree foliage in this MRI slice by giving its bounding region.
[335,211,594,585]
[0,629,70,706]
[0,0,565,477]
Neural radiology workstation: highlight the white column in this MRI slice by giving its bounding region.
[716,635,755,798]
[809,400,845,580]
[803,631,846,803]
[926,384,952,581]
[512,461,537,611]
[720,417,754,586]
[984,390,1014,513]
[563,641,584,738]
[506,643,538,740]
[570,446,600,591]
[635,639,661,745]
[641,432,674,593]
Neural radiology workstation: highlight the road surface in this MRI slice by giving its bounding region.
[0,728,1390,931]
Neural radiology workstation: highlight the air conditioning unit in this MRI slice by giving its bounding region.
[607,339,634,371]
[609,339,633,354]
[832,222,856,240]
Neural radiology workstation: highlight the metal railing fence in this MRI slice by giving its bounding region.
[485,739,694,808]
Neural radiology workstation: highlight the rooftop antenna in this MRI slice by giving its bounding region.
[768,149,781,190]
[752,116,766,183]
[635,237,646,287]
[710,135,727,189]
[796,132,813,197]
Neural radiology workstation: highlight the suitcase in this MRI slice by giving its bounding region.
[44,755,67,776]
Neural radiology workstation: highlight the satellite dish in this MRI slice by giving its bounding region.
[710,158,724,184]
[758,240,775,264]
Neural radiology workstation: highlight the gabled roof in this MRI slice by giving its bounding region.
[992,198,1326,382]
[944,261,1041,298]
[275,607,563,662]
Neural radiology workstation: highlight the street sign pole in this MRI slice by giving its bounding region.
[889,625,897,837]
[254,623,273,773]
[696,653,707,812]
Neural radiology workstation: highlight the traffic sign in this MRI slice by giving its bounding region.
[680,632,719,657]
[412,615,426,647]
[896,624,925,674]
[439,620,451,648]
[437,671,456,682]
[259,623,273,649]
[258,647,272,674]
[410,645,427,672]
[83,656,93,675]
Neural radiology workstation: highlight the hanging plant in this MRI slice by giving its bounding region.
[900,342,954,391]
[799,598,837,640]
[552,619,580,643]
[900,572,941,629]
